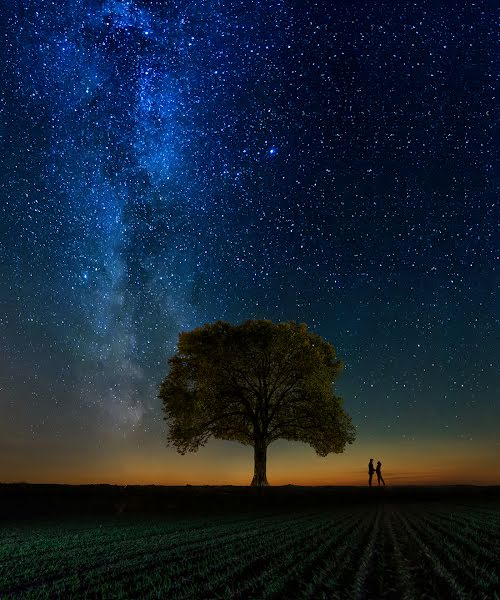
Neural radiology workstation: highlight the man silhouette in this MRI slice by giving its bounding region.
[376,461,385,486]
[368,458,374,486]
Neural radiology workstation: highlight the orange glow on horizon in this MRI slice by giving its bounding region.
[2,435,499,487]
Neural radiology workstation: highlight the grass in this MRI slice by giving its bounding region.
[0,489,499,599]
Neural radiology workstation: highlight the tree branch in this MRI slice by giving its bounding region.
[267,375,303,424]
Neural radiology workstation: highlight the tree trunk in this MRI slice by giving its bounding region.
[251,439,269,486]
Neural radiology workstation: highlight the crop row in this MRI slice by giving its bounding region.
[1,510,359,598]
[0,511,329,593]
[1,503,498,599]
[387,506,499,600]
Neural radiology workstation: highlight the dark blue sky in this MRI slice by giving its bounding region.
[1,1,497,484]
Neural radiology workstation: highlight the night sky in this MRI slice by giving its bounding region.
[1,1,498,485]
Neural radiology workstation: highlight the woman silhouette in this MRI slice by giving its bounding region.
[375,461,385,486]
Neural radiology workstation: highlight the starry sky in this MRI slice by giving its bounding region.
[1,1,498,486]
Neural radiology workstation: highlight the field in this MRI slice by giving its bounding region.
[0,486,499,599]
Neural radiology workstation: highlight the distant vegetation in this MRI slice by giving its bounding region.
[159,320,355,485]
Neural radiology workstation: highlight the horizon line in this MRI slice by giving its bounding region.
[2,481,499,488]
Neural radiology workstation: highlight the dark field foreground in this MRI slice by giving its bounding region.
[0,486,499,599]
[1,483,499,517]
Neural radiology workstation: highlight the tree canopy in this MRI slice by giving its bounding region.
[159,320,356,485]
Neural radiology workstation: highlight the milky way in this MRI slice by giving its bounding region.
[1,1,497,480]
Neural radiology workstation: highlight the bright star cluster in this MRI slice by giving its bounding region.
[1,1,497,483]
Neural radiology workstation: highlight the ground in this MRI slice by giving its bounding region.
[0,485,499,599]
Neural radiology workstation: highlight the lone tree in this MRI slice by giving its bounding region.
[159,320,355,486]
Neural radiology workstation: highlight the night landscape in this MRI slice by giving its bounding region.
[1,1,498,599]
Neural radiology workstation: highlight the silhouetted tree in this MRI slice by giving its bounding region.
[159,320,355,486]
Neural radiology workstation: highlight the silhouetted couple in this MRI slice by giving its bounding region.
[368,458,385,486]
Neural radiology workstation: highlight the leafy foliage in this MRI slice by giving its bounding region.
[159,320,355,459]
